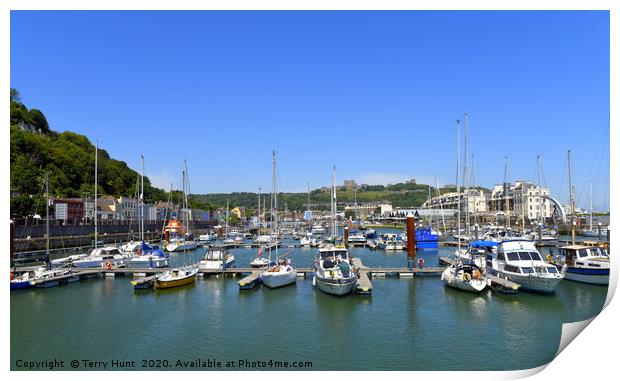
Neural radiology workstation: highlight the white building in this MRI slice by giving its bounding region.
[118,196,138,220]
[423,189,487,213]
[489,181,553,221]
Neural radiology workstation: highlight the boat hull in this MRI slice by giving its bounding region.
[315,276,356,296]
[130,257,169,268]
[494,271,563,293]
[261,270,297,288]
[154,274,196,289]
[564,267,609,285]
[10,280,32,290]
[441,268,486,293]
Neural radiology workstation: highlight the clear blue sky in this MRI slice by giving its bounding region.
[11,11,610,210]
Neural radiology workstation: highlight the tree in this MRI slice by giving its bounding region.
[344,209,356,220]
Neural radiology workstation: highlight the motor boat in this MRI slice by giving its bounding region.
[313,245,357,296]
[487,240,564,293]
[72,246,125,269]
[555,245,609,285]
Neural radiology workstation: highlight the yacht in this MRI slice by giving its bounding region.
[198,233,217,242]
[556,245,609,285]
[441,262,486,293]
[198,246,236,272]
[129,242,169,268]
[347,230,367,244]
[255,234,273,245]
[72,246,125,269]
[487,240,563,293]
[260,256,297,288]
[377,234,403,250]
[154,266,198,289]
[313,245,357,296]
[49,253,88,268]
[165,234,198,252]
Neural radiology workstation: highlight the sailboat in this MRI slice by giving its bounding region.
[73,141,125,269]
[442,116,487,293]
[250,188,271,266]
[154,164,198,289]
[260,150,298,289]
[129,155,169,268]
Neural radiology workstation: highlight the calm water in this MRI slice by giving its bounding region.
[10,230,607,371]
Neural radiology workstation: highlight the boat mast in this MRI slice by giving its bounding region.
[537,155,543,225]
[568,149,575,244]
[332,166,337,238]
[456,119,461,252]
[463,112,469,237]
[257,186,261,231]
[273,150,278,258]
[589,180,593,231]
[140,154,145,242]
[504,156,510,229]
[94,140,98,250]
[45,172,50,260]
[226,199,229,239]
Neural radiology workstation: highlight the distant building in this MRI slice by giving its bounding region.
[97,196,121,220]
[343,180,358,191]
[52,198,85,223]
[117,196,138,220]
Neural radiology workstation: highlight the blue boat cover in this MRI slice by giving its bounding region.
[470,240,499,248]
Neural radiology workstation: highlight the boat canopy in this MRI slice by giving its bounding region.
[470,240,499,248]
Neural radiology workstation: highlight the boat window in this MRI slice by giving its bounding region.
[507,252,520,261]
[320,252,334,259]
[590,248,601,256]
[518,252,532,260]
[487,254,494,261]
[498,252,505,261]
[578,249,589,258]
[504,264,519,273]
[521,267,534,274]
[547,267,558,274]
[529,252,543,261]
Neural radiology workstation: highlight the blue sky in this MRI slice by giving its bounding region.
[10,11,610,210]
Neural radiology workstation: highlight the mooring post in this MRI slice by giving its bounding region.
[344,226,349,246]
[406,213,416,268]
[598,223,602,241]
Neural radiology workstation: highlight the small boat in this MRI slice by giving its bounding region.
[10,269,39,290]
[255,234,274,245]
[129,242,169,268]
[347,230,367,244]
[555,245,609,285]
[313,245,357,296]
[441,262,486,293]
[250,248,272,268]
[165,235,198,252]
[49,253,88,268]
[198,233,217,242]
[487,239,564,293]
[377,234,403,250]
[311,225,326,235]
[72,246,125,269]
[154,266,198,289]
[198,246,236,272]
[260,256,297,289]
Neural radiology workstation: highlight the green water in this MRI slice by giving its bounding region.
[10,235,607,371]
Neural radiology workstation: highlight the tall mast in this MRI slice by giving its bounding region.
[456,119,461,251]
[436,176,446,233]
[257,187,261,230]
[504,156,510,228]
[567,149,574,225]
[45,172,49,258]
[589,180,593,231]
[272,150,278,257]
[537,155,543,225]
[140,154,145,242]
[332,166,337,238]
[94,140,98,250]
[226,199,229,238]
[463,112,469,236]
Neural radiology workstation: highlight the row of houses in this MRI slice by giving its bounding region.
[51,196,211,224]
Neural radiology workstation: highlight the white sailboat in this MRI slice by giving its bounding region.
[442,116,486,293]
[130,154,169,268]
[260,150,297,289]
[73,141,125,269]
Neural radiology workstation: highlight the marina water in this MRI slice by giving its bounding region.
[11,231,607,371]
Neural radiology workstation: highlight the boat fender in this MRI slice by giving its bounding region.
[463,272,471,281]
[329,270,335,278]
[312,276,316,286]
[472,269,481,279]
[105,262,112,270]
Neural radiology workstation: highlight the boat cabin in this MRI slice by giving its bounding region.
[559,245,609,267]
